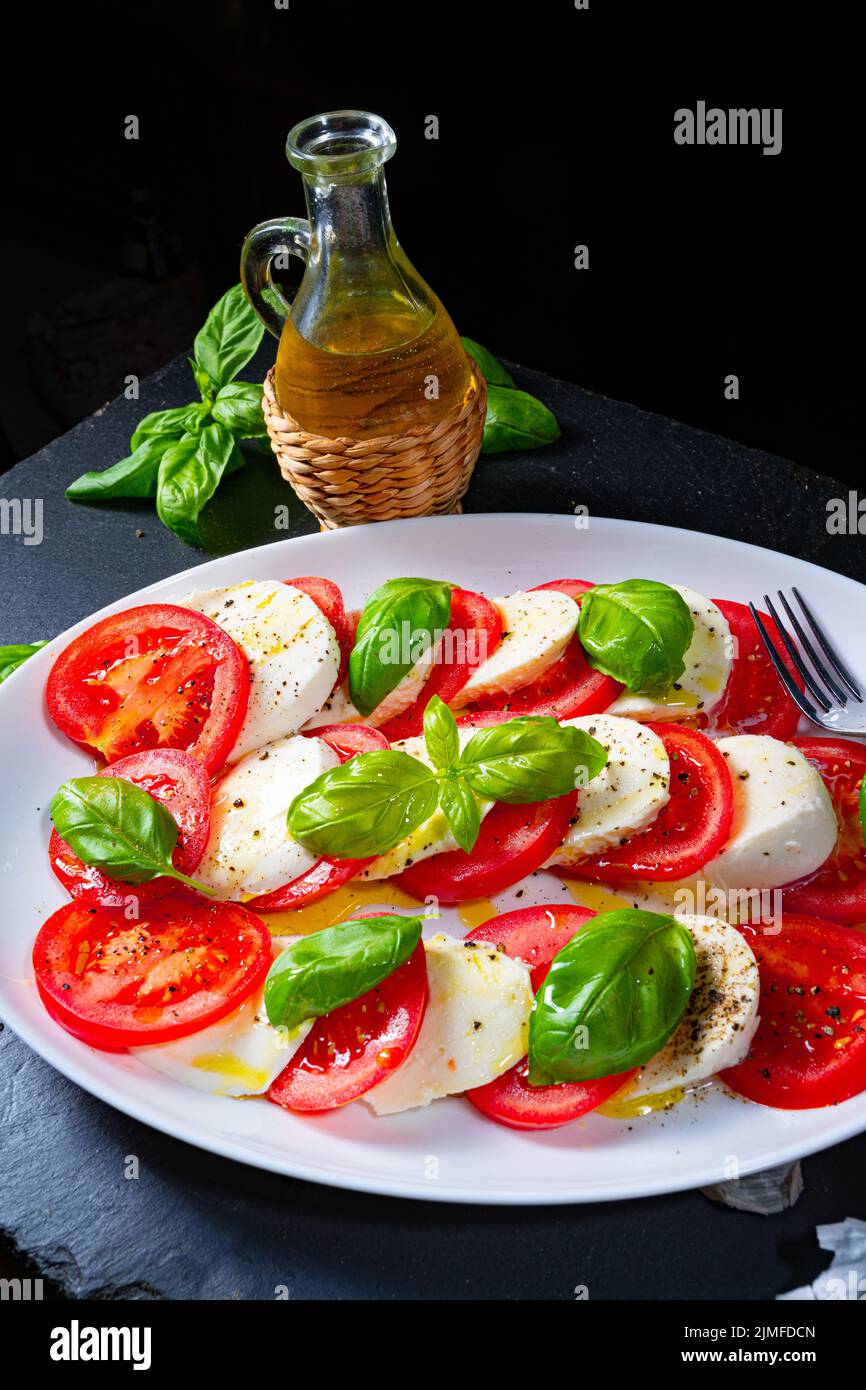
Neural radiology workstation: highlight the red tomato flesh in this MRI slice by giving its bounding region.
[379,587,503,740]
[48,747,211,907]
[782,738,866,923]
[33,896,272,1049]
[720,914,866,1109]
[708,599,802,739]
[247,724,389,914]
[397,792,579,904]
[46,604,250,773]
[464,580,622,721]
[556,723,734,883]
[464,905,636,1129]
[268,939,429,1111]
[285,576,352,685]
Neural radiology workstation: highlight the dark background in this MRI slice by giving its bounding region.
[0,0,856,480]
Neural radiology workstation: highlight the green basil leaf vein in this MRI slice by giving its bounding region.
[458,717,607,803]
[578,579,694,698]
[192,283,264,391]
[49,777,211,893]
[287,750,440,859]
[264,913,424,1031]
[528,909,696,1086]
[0,641,47,685]
[348,578,453,718]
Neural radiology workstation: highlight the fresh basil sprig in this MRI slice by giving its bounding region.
[527,909,696,1086]
[264,913,423,1031]
[348,578,453,718]
[578,579,694,698]
[0,641,47,684]
[66,284,265,546]
[49,776,212,894]
[461,337,560,455]
[288,697,606,860]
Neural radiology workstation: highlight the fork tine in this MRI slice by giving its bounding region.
[749,603,819,721]
[761,593,833,711]
[792,586,863,701]
[776,591,848,705]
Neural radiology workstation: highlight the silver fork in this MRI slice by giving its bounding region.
[749,587,866,734]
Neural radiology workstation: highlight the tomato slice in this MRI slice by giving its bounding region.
[708,599,802,738]
[556,723,734,883]
[463,906,635,1129]
[247,724,389,914]
[379,587,503,740]
[46,604,250,773]
[465,580,622,721]
[397,793,578,904]
[48,748,211,907]
[720,914,866,1109]
[781,738,866,923]
[33,896,272,1049]
[285,576,352,685]
[268,939,429,1111]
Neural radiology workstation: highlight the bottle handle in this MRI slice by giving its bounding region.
[240,217,311,339]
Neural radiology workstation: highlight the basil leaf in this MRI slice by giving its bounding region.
[130,403,209,451]
[49,777,210,893]
[193,283,264,390]
[287,749,440,858]
[0,641,47,684]
[66,434,175,501]
[860,778,866,848]
[423,695,459,770]
[211,381,265,437]
[189,357,217,404]
[578,579,694,698]
[156,422,237,546]
[265,914,423,1031]
[460,336,516,388]
[481,383,560,455]
[528,909,696,1086]
[348,578,453,718]
[438,775,481,855]
[458,716,607,803]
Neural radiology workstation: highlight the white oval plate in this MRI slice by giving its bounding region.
[2,513,865,1205]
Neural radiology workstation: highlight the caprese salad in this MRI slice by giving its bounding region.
[30,570,866,1129]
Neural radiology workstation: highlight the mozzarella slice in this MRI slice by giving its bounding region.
[450,590,579,708]
[303,644,438,731]
[628,915,759,1098]
[546,714,671,864]
[363,934,533,1115]
[182,581,340,760]
[195,734,339,899]
[132,938,311,1097]
[703,735,837,891]
[361,729,492,880]
[609,585,732,722]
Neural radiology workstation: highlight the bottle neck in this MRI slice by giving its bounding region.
[303,168,396,261]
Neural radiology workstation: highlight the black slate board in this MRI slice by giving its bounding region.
[1,342,865,1300]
